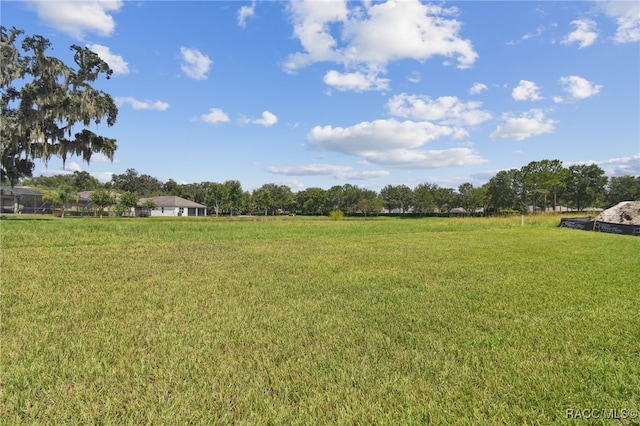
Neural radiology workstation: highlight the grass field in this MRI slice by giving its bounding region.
[1,215,639,424]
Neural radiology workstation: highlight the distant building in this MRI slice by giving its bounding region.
[0,186,47,214]
[138,196,207,217]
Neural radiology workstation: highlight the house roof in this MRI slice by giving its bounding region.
[0,186,42,196]
[140,196,206,208]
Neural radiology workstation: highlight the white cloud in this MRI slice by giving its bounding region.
[38,168,72,177]
[306,118,486,168]
[387,94,491,127]
[562,19,598,48]
[199,108,230,124]
[490,109,556,141]
[610,154,640,176]
[115,97,169,111]
[265,164,389,180]
[567,154,640,177]
[89,153,115,163]
[308,119,455,155]
[522,26,546,41]
[86,43,129,75]
[469,82,487,95]
[284,0,478,89]
[244,111,278,127]
[559,75,602,100]
[407,71,421,83]
[65,161,83,172]
[598,1,640,43]
[255,111,278,127]
[238,1,256,28]
[266,164,352,176]
[284,0,348,72]
[340,1,477,68]
[512,80,543,101]
[93,172,114,183]
[347,170,392,180]
[28,0,123,39]
[363,147,487,169]
[598,154,640,175]
[38,163,113,180]
[507,25,548,45]
[323,69,390,92]
[180,47,212,80]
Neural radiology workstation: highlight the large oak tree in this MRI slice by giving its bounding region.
[1,27,118,211]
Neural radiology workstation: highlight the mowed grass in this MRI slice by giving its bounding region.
[1,215,638,424]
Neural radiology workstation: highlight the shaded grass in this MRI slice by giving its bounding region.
[1,215,639,424]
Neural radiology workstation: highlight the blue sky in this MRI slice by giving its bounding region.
[3,0,639,191]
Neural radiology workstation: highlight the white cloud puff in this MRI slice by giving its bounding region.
[180,47,212,80]
[308,119,455,155]
[28,0,123,39]
[387,93,491,127]
[238,1,256,28]
[323,69,390,92]
[610,154,640,176]
[65,161,83,172]
[363,147,486,169]
[600,154,640,176]
[566,154,640,177]
[598,1,640,43]
[242,111,278,127]
[490,109,556,141]
[86,43,129,75]
[469,82,487,95]
[407,71,421,84]
[340,1,477,68]
[88,153,114,163]
[284,0,348,71]
[559,75,602,100]
[512,80,543,101]
[561,19,598,48]
[199,108,230,124]
[306,118,486,168]
[254,111,278,127]
[265,164,389,180]
[115,97,169,111]
[284,0,477,91]
[93,171,114,183]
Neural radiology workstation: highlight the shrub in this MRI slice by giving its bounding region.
[329,209,344,221]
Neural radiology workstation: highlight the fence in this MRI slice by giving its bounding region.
[560,217,640,236]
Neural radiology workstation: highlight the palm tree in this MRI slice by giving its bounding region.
[43,185,75,218]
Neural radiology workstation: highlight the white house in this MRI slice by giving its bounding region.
[138,196,207,217]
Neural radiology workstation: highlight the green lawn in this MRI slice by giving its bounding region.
[1,215,639,424]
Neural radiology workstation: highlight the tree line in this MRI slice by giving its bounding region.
[20,162,640,217]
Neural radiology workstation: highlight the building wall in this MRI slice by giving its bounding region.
[150,206,181,217]
[149,206,206,217]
